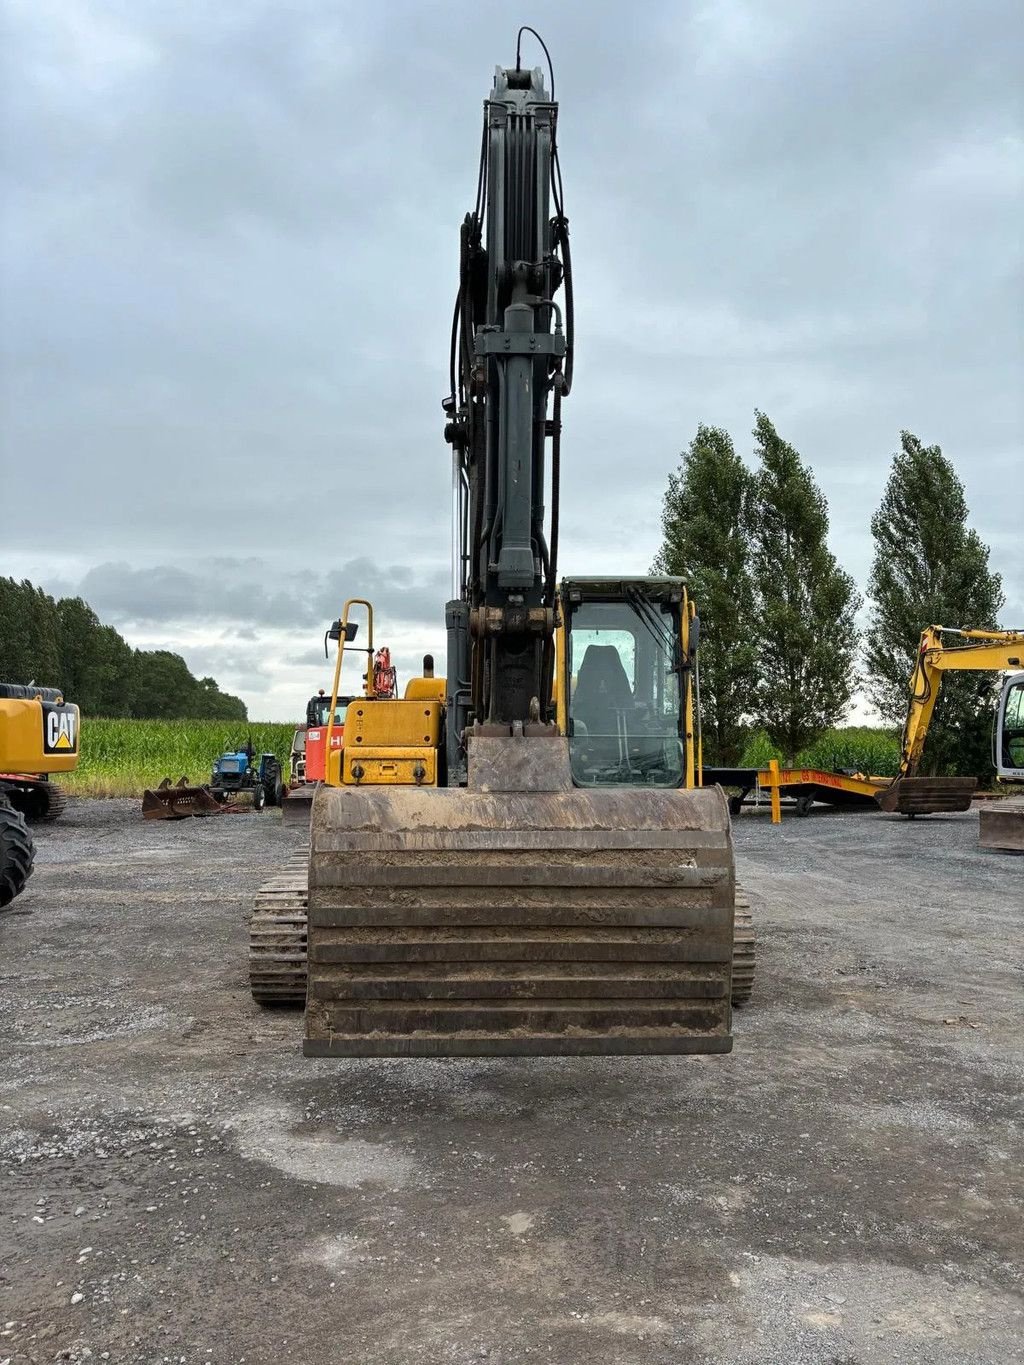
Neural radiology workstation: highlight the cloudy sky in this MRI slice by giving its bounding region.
[2,0,1021,719]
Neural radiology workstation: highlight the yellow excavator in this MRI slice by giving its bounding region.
[880,626,1024,816]
[251,582,754,1049]
[0,683,80,907]
[253,45,753,1058]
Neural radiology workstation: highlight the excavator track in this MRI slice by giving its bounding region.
[249,849,309,1005]
[731,887,755,1006]
[251,858,756,1013]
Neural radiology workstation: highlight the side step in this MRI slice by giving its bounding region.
[877,776,977,815]
[249,850,308,1005]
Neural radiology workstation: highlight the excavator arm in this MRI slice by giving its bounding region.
[443,55,572,779]
[879,626,1024,814]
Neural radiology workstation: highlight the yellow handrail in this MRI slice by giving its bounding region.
[324,599,374,787]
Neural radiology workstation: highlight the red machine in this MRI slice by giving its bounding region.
[302,691,349,784]
[373,647,397,700]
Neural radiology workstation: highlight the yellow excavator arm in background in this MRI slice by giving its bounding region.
[897,627,1024,778]
[880,626,1024,815]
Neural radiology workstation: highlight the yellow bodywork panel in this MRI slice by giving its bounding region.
[0,698,80,774]
[404,677,446,703]
[342,746,437,787]
[326,696,443,787]
[344,699,442,749]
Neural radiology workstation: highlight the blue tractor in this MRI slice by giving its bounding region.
[210,739,284,810]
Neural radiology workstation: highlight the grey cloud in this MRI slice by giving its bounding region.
[70,555,450,635]
[2,0,1021,720]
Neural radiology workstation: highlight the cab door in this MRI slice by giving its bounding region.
[995,673,1024,780]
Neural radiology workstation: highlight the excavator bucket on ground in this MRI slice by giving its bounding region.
[304,740,736,1058]
[877,775,977,815]
[142,777,224,821]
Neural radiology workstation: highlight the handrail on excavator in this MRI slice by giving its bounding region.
[324,599,375,785]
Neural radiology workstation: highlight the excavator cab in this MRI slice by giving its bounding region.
[995,673,1024,779]
[558,578,696,790]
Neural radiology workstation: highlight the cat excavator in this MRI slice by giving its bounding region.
[0,684,80,907]
[275,41,748,1057]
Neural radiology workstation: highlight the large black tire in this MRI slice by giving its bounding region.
[271,772,285,807]
[0,801,35,908]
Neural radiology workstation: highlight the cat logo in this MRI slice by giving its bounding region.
[43,704,79,755]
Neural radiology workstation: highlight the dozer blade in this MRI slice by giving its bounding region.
[877,776,977,815]
[142,777,223,821]
[282,783,316,826]
[304,738,736,1058]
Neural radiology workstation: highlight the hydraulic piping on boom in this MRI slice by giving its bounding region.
[441,52,573,781]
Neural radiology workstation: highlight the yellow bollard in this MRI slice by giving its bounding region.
[769,759,782,825]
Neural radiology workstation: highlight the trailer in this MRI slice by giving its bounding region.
[705,765,888,820]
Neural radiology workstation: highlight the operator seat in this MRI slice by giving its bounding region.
[572,644,633,737]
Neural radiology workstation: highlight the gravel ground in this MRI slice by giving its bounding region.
[1,797,1021,1365]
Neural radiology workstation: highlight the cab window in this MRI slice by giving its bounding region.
[567,597,683,787]
[1001,679,1024,769]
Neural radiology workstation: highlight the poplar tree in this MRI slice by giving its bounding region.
[748,412,860,759]
[652,425,756,764]
[866,431,1004,776]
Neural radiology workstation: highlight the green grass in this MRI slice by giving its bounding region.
[738,726,902,777]
[60,718,298,797]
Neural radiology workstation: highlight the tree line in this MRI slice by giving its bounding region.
[0,578,247,721]
[654,417,1004,777]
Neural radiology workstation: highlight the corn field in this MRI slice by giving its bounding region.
[56,717,905,797]
[60,718,298,797]
[739,726,902,776]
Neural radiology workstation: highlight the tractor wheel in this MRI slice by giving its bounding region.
[253,784,267,812]
[0,801,35,909]
[795,795,814,818]
[728,794,744,817]
[272,772,285,807]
